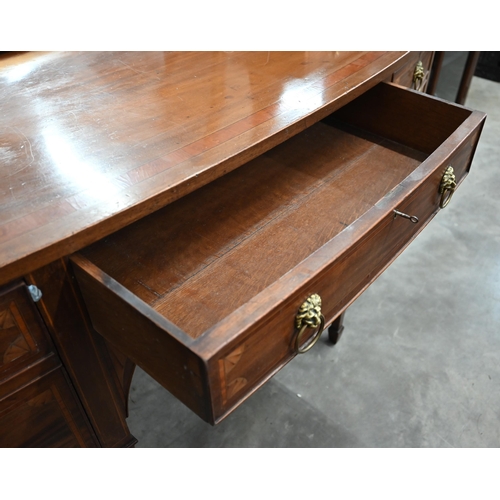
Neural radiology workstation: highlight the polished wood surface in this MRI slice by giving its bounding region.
[391,51,433,91]
[0,281,52,378]
[0,51,411,286]
[0,366,98,447]
[71,83,485,423]
[0,51,486,443]
[27,260,137,447]
[0,280,98,447]
[78,118,425,338]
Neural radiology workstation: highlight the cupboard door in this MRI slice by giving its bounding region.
[0,366,98,447]
[0,281,52,379]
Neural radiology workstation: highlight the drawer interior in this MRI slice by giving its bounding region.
[78,83,473,340]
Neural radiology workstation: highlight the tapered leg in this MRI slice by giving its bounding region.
[28,259,137,447]
[328,311,345,345]
[456,51,480,105]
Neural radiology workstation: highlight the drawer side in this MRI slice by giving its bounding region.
[70,254,213,423]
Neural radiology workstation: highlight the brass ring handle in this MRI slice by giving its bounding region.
[439,166,457,209]
[295,314,325,353]
[294,294,325,354]
[440,188,454,209]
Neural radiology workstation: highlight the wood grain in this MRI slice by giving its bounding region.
[0,365,98,447]
[0,51,411,286]
[72,83,485,423]
[81,121,424,338]
[0,281,51,379]
[0,279,98,447]
[27,259,138,447]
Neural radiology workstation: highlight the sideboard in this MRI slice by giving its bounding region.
[0,52,485,446]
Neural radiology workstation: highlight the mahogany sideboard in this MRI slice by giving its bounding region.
[0,52,485,446]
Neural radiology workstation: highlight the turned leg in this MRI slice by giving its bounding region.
[328,311,345,345]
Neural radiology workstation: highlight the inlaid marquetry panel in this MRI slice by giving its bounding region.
[0,281,50,376]
[0,367,98,447]
[218,344,248,404]
[0,302,38,367]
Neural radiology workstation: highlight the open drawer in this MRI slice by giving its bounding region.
[70,83,485,424]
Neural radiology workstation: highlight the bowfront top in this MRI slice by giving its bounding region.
[0,51,408,285]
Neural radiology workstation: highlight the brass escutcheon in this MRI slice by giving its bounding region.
[439,166,457,208]
[294,294,325,353]
[413,61,425,91]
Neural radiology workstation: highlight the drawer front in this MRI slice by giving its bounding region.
[0,281,52,379]
[71,83,485,425]
[207,127,481,421]
[392,51,433,91]
[0,365,98,447]
[0,282,98,447]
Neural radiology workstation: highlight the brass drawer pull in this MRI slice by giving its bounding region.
[393,210,419,223]
[413,60,425,91]
[295,294,325,353]
[439,166,457,208]
[413,61,425,90]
